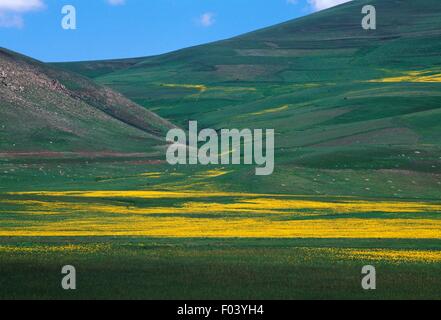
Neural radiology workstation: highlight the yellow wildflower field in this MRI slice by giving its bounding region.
[369,70,441,83]
[2,190,441,238]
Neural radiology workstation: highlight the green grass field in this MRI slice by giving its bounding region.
[1,237,441,300]
[1,156,440,299]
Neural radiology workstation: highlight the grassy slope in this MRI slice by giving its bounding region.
[58,0,441,199]
[55,57,145,79]
[0,48,174,154]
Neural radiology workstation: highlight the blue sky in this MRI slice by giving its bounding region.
[0,0,351,62]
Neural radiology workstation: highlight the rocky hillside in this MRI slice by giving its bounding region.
[0,48,175,155]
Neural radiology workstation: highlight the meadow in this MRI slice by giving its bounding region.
[1,237,441,299]
[1,156,440,299]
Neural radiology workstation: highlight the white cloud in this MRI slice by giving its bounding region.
[307,0,352,11]
[0,0,44,12]
[199,12,215,27]
[0,0,44,28]
[107,0,125,6]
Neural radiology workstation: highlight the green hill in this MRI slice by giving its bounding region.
[0,48,174,155]
[55,0,441,199]
[58,0,441,178]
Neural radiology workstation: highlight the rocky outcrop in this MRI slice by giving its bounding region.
[0,69,24,92]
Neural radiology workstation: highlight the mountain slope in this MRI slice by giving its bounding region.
[0,48,175,155]
[58,0,441,173]
[55,56,145,80]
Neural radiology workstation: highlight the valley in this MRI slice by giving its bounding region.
[1,0,441,299]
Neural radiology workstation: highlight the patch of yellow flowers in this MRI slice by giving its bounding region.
[2,191,441,239]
